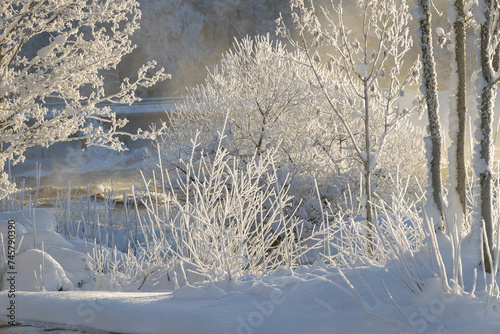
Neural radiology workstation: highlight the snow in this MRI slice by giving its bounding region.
[36,46,52,59]
[53,35,67,46]
[1,260,500,333]
[18,230,75,252]
[3,249,73,292]
[0,209,57,231]
[2,121,500,333]
[0,206,498,333]
[0,217,29,239]
[4,77,500,334]
[5,1,500,330]
[473,1,487,25]
[2,93,500,333]
[446,0,458,25]
[43,246,94,289]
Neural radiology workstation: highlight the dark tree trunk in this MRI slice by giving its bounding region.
[453,0,468,223]
[416,0,445,230]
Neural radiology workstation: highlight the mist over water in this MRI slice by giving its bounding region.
[13,110,169,203]
[122,0,472,97]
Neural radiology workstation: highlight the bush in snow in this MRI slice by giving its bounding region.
[137,137,308,285]
[154,35,334,201]
[278,0,424,254]
[150,33,426,224]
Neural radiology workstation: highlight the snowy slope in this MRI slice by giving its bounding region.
[0,209,498,333]
[1,263,500,334]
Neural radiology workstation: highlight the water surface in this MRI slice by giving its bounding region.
[0,322,112,333]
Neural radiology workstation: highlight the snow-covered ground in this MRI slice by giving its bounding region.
[0,272,482,333]
[2,253,500,333]
[2,250,500,333]
[0,206,500,333]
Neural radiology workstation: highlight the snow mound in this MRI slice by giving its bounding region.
[244,281,276,300]
[69,239,115,256]
[19,230,74,252]
[0,208,57,231]
[44,246,94,289]
[4,249,73,291]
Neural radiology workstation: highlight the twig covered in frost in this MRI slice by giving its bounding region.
[135,135,307,285]
[279,0,424,256]
[0,0,168,198]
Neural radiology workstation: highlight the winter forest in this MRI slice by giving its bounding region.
[2,0,500,333]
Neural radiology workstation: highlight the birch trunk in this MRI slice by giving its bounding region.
[447,0,468,230]
[416,0,446,230]
[476,0,496,272]
[364,78,374,256]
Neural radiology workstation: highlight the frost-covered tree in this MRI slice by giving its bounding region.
[412,0,446,230]
[446,0,471,231]
[473,0,500,273]
[0,0,167,197]
[278,0,422,254]
[159,35,329,191]
[155,32,425,226]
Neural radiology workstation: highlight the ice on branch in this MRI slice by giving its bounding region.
[0,0,168,199]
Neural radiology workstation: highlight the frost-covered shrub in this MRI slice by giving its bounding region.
[275,0,427,254]
[374,121,427,198]
[302,172,427,266]
[152,33,426,221]
[137,137,308,284]
[150,35,352,214]
[158,35,328,187]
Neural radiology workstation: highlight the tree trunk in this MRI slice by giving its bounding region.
[417,0,445,230]
[365,162,374,256]
[476,1,495,272]
[448,0,468,230]
[454,0,468,222]
[364,78,374,256]
[478,85,494,273]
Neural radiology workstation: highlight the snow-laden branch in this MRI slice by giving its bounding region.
[0,0,168,197]
[279,0,424,256]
